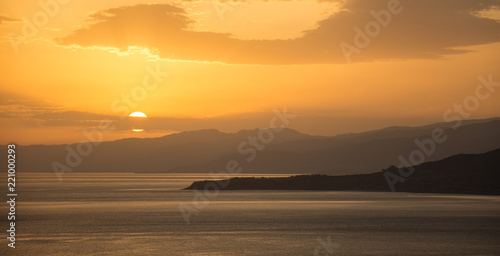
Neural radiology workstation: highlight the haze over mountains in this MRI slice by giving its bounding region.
[11,118,500,175]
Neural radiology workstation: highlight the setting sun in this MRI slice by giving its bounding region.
[129,112,147,118]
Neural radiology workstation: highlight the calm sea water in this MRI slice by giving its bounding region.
[1,172,499,256]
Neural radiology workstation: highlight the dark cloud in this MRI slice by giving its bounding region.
[0,91,269,130]
[30,111,114,127]
[57,1,500,64]
[0,91,60,120]
[0,15,21,24]
[0,92,107,127]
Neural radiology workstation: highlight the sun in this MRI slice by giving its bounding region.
[129,112,147,118]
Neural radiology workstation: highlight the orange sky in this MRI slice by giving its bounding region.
[1,0,500,145]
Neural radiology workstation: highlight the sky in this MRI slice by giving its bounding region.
[1,0,500,145]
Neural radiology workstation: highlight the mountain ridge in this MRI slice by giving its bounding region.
[3,118,499,175]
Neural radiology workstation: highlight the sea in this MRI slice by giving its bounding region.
[1,172,499,255]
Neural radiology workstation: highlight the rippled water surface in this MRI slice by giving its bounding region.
[1,172,499,255]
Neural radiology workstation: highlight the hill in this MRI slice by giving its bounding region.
[184,148,500,195]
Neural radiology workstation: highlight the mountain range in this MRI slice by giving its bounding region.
[8,117,500,175]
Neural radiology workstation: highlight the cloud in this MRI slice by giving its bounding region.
[0,92,59,118]
[29,111,116,127]
[0,91,112,127]
[0,15,21,25]
[52,0,500,64]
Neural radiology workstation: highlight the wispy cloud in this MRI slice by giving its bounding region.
[0,15,21,25]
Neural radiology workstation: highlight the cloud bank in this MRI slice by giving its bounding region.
[54,0,500,64]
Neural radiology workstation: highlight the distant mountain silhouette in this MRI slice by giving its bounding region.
[184,148,500,195]
[6,118,500,175]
